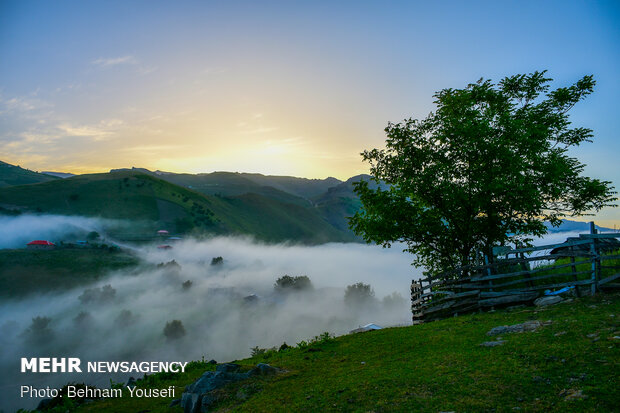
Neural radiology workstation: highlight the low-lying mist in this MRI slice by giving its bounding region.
[0,213,598,411]
[0,234,418,411]
[0,214,111,249]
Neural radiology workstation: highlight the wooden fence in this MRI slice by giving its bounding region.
[411,224,620,323]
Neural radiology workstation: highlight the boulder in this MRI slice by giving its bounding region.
[180,363,280,412]
[215,363,241,373]
[534,296,563,306]
[480,340,506,347]
[487,320,541,336]
[248,363,279,376]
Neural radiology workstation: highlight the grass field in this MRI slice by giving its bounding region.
[32,291,620,412]
[0,248,141,298]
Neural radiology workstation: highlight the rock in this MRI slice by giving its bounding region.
[215,363,241,373]
[200,393,217,411]
[248,363,279,376]
[181,363,282,412]
[559,388,587,401]
[169,398,181,407]
[487,320,541,336]
[182,392,201,413]
[534,296,563,306]
[480,340,506,347]
[554,331,567,337]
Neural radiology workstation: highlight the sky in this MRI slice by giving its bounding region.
[0,0,618,224]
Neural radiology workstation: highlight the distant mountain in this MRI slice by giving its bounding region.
[544,220,615,233]
[0,160,59,187]
[313,174,388,233]
[239,173,341,199]
[41,171,75,178]
[0,170,355,243]
[110,167,341,205]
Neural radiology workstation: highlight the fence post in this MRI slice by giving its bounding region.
[589,222,598,295]
[519,252,533,288]
[569,246,581,298]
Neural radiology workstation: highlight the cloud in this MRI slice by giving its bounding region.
[0,95,53,115]
[57,119,124,140]
[92,55,137,67]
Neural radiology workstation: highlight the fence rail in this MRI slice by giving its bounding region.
[411,223,620,323]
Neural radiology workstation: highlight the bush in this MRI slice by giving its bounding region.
[73,311,93,327]
[274,275,313,292]
[344,282,376,307]
[163,320,186,340]
[382,292,407,311]
[86,231,100,241]
[23,316,54,344]
[78,284,116,304]
[115,310,138,328]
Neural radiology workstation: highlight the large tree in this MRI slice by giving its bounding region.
[349,71,616,277]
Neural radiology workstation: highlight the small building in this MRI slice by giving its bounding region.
[550,236,620,256]
[27,240,55,250]
[349,323,382,334]
[157,245,173,250]
[157,230,169,236]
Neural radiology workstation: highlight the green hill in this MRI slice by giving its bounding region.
[0,170,355,243]
[0,160,59,187]
[0,248,140,298]
[111,168,339,206]
[239,172,341,199]
[150,170,313,207]
[67,292,619,413]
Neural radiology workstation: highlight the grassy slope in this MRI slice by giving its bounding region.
[0,160,59,187]
[206,193,356,243]
[73,292,619,413]
[0,249,140,298]
[156,172,313,207]
[0,171,353,243]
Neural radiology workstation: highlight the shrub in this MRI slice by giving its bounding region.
[274,275,313,292]
[344,282,376,307]
[78,284,116,304]
[163,320,186,340]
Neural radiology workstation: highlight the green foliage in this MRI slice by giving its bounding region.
[344,282,375,307]
[78,284,116,304]
[251,346,278,359]
[210,256,224,266]
[21,316,54,345]
[163,320,186,340]
[381,291,407,310]
[0,249,139,298]
[86,231,100,241]
[274,275,313,292]
[350,71,617,277]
